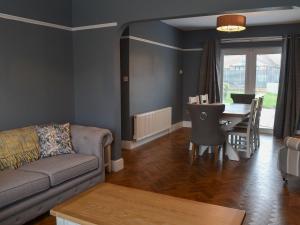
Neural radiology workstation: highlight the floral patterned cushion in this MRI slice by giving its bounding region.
[36,123,74,158]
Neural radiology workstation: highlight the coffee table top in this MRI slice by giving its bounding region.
[51,183,245,225]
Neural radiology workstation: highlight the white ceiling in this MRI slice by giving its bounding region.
[162,8,300,31]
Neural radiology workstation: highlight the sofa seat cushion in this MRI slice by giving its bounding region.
[0,169,50,209]
[20,154,99,186]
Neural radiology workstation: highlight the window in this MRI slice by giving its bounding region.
[221,47,282,130]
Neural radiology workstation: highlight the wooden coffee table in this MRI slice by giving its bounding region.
[51,183,245,225]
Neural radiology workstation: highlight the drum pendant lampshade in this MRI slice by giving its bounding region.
[216,15,246,32]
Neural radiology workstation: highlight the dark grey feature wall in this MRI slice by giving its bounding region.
[72,0,300,160]
[73,28,122,159]
[121,21,183,140]
[0,0,72,26]
[129,21,183,48]
[0,19,74,130]
[182,51,202,120]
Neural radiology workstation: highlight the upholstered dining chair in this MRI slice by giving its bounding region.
[189,96,200,104]
[231,93,255,104]
[187,104,226,161]
[200,94,209,104]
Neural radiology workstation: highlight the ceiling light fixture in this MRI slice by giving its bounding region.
[216,15,246,32]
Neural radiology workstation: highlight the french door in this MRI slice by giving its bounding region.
[221,47,282,130]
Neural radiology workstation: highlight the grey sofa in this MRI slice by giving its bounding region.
[0,125,113,225]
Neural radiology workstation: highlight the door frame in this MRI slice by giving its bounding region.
[220,46,282,130]
[220,47,282,100]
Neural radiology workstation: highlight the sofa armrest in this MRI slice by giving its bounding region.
[278,138,300,177]
[70,125,113,160]
[284,137,300,151]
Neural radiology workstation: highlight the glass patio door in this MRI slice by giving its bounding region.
[222,54,247,104]
[221,47,282,130]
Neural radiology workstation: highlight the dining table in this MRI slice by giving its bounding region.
[188,103,251,161]
[222,103,251,161]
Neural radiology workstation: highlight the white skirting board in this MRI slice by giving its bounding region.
[122,122,183,150]
[56,217,80,225]
[182,121,192,128]
[111,158,124,172]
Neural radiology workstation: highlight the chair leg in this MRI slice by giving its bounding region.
[246,138,251,158]
[191,143,197,162]
[218,145,223,161]
[257,129,261,148]
[189,141,193,151]
[213,146,219,161]
[199,145,208,156]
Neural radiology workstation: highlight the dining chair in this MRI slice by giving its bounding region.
[231,93,255,104]
[254,97,263,149]
[227,99,257,158]
[189,96,200,104]
[236,97,264,151]
[200,94,209,104]
[187,103,226,161]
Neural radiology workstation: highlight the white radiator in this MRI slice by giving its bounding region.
[133,107,172,141]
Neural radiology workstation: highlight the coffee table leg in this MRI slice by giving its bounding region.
[57,217,80,225]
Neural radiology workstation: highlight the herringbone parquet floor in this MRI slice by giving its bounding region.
[29,128,300,225]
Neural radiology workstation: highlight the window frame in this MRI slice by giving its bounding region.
[220,47,282,102]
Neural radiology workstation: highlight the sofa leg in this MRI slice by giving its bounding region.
[104,145,112,173]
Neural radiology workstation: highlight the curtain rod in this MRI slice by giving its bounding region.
[221,35,300,43]
[220,36,283,44]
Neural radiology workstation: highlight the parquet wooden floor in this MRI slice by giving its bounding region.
[28,128,300,225]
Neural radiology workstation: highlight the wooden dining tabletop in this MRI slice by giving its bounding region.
[223,103,251,117]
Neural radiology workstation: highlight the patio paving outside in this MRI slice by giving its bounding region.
[260,108,275,129]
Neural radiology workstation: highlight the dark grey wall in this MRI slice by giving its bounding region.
[129,21,183,47]
[182,51,202,120]
[0,16,74,131]
[121,21,183,140]
[73,28,122,159]
[120,38,131,141]
[71,0,300,160]
[0,0,72,26]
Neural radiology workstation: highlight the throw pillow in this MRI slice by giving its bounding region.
[36,123,74,158]
[0,126,40,170]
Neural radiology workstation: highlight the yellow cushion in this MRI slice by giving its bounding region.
[0,126,40,170]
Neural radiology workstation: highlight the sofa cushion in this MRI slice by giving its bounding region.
[36,123,74,158]
[20,154,99,186]
[0,169,50,209]
[0,126,40,170]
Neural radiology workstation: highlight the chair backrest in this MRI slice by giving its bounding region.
[231,93,256,104]
[187,104,226,146]
[188,96,200,104]
[246,99,258,134]
[200,94,209,104]
[254,97,264,128]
